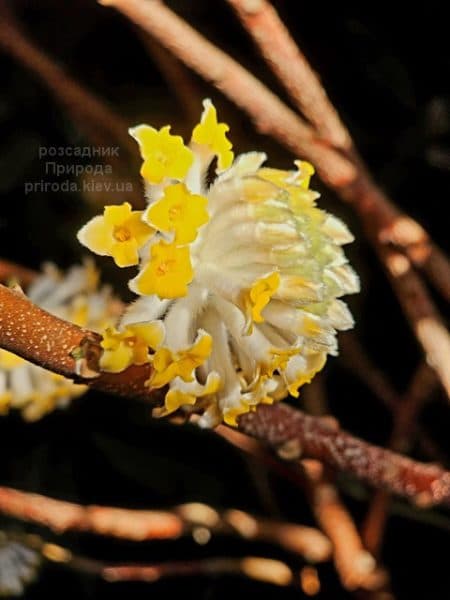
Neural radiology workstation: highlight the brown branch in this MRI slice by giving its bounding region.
[5,530,294,587]
[298,378,387,592]
[0,259,37,288]
[0,2,135,155]
[237,403,450,507]
[101,556,293,585]
[0,487,182,540]
[362,363,439,556]
[225,0,351,150]
[99,0,357,188]
[1,284,449,506]
[139,30,202,124]
[339,333,444,464]
[226,0,450,301]
[339,333,398,411]
[98,0,450,400]
[0,486,331,562]
[343,176,450,304]
[0,284,153,401]
[216,424,386,591]
[302,460,387,591]
[378,246,450,398]
[0,1,145,208]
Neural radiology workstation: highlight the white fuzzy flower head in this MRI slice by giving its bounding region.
[0,262,120,421]
[78,99,359,426]
[0,537,40,597]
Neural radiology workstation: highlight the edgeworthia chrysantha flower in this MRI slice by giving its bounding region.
[0,262,121,421]
[78,99,359,427]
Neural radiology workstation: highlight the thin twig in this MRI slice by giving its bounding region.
[0,0,144,207]
[362,363,439,556]
[138,31,202,124]
[4,529,294,587]
[217,419,387,591]
[339,333,445,464]
[295,377,387,592]
[0,487,331,562]
[339,333,398,411]
[0,1,134,154]
[225,0,351,150]
[0,486,182,540]
[378,246,450,397]
[226,0,450,300]
[101,556,294,585]
[302,460,387,591]
[99,0,356,187]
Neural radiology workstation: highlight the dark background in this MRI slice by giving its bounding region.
[0,1,449,598]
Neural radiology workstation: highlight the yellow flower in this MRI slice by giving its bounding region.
[144,183,209,244]
[192,99,234,171]
[129,241,193,299]
[149,331,213,389]
[77,202,154,267]
[163,372,221,415]
[130,125,193,184]
[241,271,280,331]
[294,160,315,189]
[99,322,165,373]
[286,352,327,397]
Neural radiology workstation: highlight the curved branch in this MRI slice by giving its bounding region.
[226,0,450,301]
[1,283,449,506]
[0,284,153,401]
[99,0,356,188]
[238,404,450,507]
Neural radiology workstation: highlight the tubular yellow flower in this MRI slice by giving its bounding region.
[77,202,154,267]
[99,321,165,373]
[78,99,359,426]
[241,271,281,331]
[129,124,193,184]
[143,183,209,244]
[129,241,194,299]
[191,98,234,171]
[162,372,222,416]
[150,331,213,389]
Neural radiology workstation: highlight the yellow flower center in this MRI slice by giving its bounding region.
[156,259,174,276]
[168,205,182,219]
[113,225,132,242]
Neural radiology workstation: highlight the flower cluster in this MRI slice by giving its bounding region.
[78,100,359,426]
[0,262,121,421]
